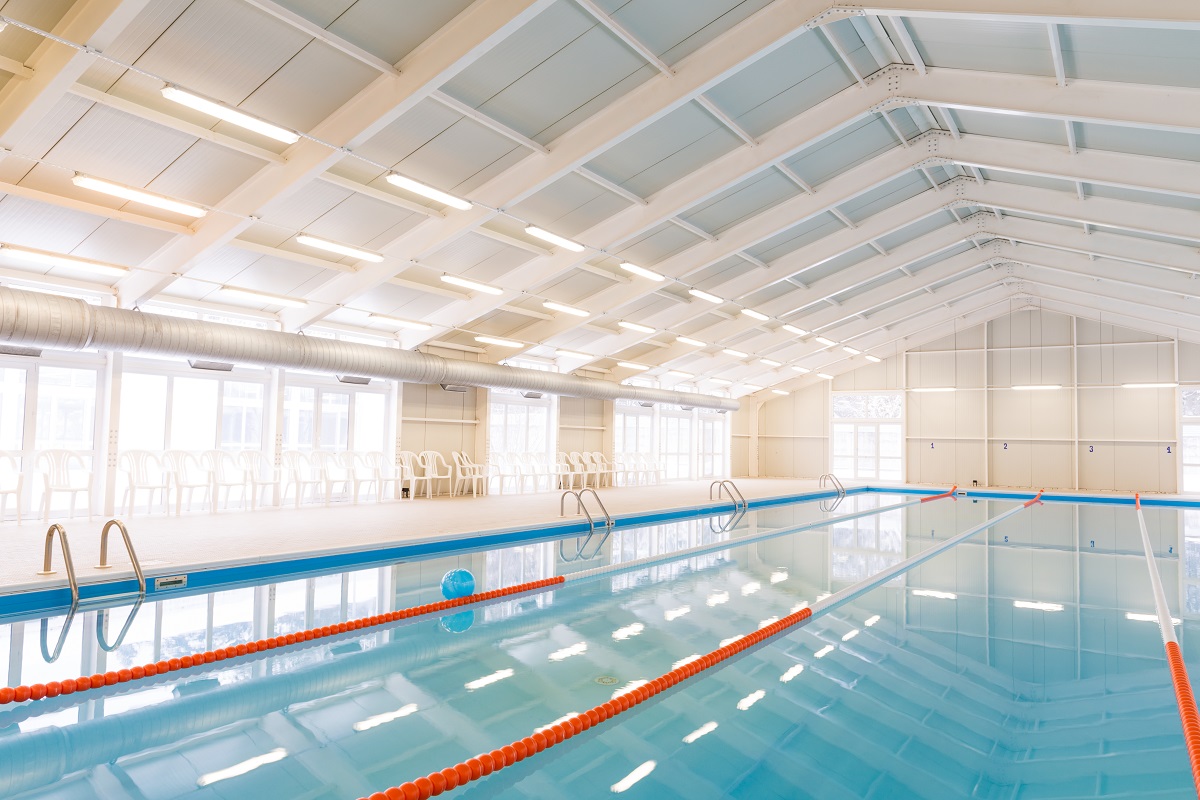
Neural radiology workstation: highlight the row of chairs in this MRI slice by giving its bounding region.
[484,451,668,493]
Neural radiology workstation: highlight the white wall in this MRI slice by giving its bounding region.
[740,309,1184,493]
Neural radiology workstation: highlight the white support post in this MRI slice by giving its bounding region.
[695,95,757,146]
[1065,120,1078,154]
[575,167,648,205]
[102,351,121,518]
[879,108,910,147]
[776,162,816,194]
[1047,23,1066,87]
[818,26,866,87]
[888,16,926,75]
[570,0,673,76]
[430,91,550,153]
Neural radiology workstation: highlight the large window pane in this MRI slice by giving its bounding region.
[352,393,386,452]
[36,367,96,450]
[319,392,349,450]
[119,373,167,451]
[282,387,315,450]
[0,368,26,450]
[221,382,263,450]
[170,378,218,450]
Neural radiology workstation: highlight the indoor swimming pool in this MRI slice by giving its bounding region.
[0,490,1195,799]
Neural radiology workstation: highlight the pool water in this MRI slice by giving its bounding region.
[0,493,1194,799]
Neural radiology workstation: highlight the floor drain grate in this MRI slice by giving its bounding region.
[595,675,619,686]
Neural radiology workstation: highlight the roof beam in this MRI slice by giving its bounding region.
[237,0,402,76]
[836,3,1200,29]
[887,16,925,74]
[1047,24,1066,87]
[0,178,194,236]
[575,167,647,205]
[570,0,673,77]
[430,90,549,154]
[694,95,757,146]
[817,25,866,87]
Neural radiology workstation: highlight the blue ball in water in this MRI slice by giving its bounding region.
[440,609,475,634]
[441,568,476,599]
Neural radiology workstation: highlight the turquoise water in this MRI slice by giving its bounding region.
[0,495,1194,799]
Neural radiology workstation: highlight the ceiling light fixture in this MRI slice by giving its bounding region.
[618,320,654,333]
[772,389,788,395]
[554,349,591,360]
[220,286,307,308]
[689,289,723,304]
[666,370,693,378]
[1127,611,1181,624]
[910,387,956,393]
[759,358,781,367]
[162,86,300,144]
[525,226,585,252]
[1012,384,1061,391]
[865,355,882,363]
[619,262,664,281]
[709,378,732,385]
[542,301,588,317]
[475,335,523,348]
[780,665,804,683]
[618,361,649,371]
[367,313,431,330]
[791,365,810,374]
[441,274,503,295]
[741,308,769,321]
[295,234,384,262]
[782,324,808,336]
[353,703,419,732]
[817,373,834,380]
[676,336,706,347]
[0,245,127,277]
[385,173,471,210]
[197,749,288,787]
[741,383,763,391]
[1014,600,1064,612]
[1122,383,1178,389]
[912,589,957,600]
[722,348,748,358]
[843,346,861,355]
[814,336,837,347]
[72,174,206,217]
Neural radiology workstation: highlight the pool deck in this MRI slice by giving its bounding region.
[0,478,836,596]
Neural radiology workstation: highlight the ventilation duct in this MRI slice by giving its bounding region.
[0,288,739,411]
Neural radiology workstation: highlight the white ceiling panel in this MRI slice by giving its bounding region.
[257,180,355,232]
[319,0,476,66]
[950,108,1069,148]
[745,212,843,264]
[422,232,536,283]
[73,220,175,267]
[146,141,268,205]
[536,268,619,302]
[351,282,455,320]
[0,0,76,61]
[5,93,92,159]
[679,169,800,236]
[44,104,198,188]
[79,0,195,90]
[1075,121,1200,163]
[781,116,900,189]
[0,194,104,251]
[615,221,703,266]
[897,17,1055,78]
[1061,25,1200,90]
[839,172,929,225]
[240,41,379,133]
[595,0,774,65]
[876,212,958,252]
[508,172,633,236]
[301,193,424,250]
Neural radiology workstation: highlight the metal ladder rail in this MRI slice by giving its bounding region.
[95,519,146,596]
[577,488,613,528]
[559,490,613,562]
[37,523,78,605]
[709,479,746,512]
[820,473,846,498]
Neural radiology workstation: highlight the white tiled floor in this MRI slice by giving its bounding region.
[1,479,825,594]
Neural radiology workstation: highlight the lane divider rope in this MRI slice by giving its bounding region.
[357,491,1038,800]
[0,487,966,708]
[1135,492,1200,797]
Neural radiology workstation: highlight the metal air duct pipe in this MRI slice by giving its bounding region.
[0,287,739,411]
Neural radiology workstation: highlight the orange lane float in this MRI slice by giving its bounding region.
[356,606,816,800]
[920,485,958,503]
[1166,641,1200,794]
[0,575,566,707]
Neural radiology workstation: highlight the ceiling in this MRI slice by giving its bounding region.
[0,1,1197,401]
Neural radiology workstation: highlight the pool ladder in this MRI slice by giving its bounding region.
[560,489,613,562]
[37,519,148,661]
[819,473,846,512]
[709,479,747,512]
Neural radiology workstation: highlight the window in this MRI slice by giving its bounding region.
[659,413,693,480]
[282,382,388,452]
[221,382,264,450]
[282,387,316,450]
[698,413,728,479]
[830,494,903,582]
[170,378,219,451]
[353,393,386,452]
[831,392,903,481]
[121,369,267,453]
[319,392,349,450]
[119,373,168,451]
[35,367,97,450]
[0,367,26,450]
[1183,390,1200,493]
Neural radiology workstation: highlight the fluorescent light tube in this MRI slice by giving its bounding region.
[197,749,287,787]
[1122,383,1178,389]
[791,365,810,373]
[843,346,861,355]
[772,389,788,395]
[664,606,690,621]
[912,589,957,600]
[618,320,654,333]
[709,378,732,385]
[542,301,588,317]
[441,274,502,295]
[722,348,747,358]
[666,370,693,378]
[676,336,706,347]
[620,262,664,281]
[0,245,127,277]
[741,308,769,321]
[782,324,807,335]
[910,387,956,393]
[368,314,431,330]
[73,174,206,217]
[221,286,307,308]
[525,226,584,252]
[555,350,591,360]
[689,289,723,303]
[759,358,781,367]
[618,361,649,370]
[865,355,882,363]
[385,173,471,210]
[162,86,299,144]
[295,234,383,262]
[475,335,523,348]
[612,762,656,793]
[770,570,788,583]
[814,336,837,346]
[1012,384,1061,390]
[817,373,833,380]
[1127,612,1181,624]
[1014,600,1063,612]
[741,383,763,391]
[706,591,729,606]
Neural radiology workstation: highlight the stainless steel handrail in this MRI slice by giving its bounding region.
[95,519,146,596]
[820,473,846,498]
[96,596,146,652]
[37,523,78,605]
[40,604,78,662]
[709,479,746,511]
[560,489,613,530]
[578,488,612,528]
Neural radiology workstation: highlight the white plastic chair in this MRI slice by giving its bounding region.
[452,451,486,497]
[0,451,22,524]
[163,450,211,516]
[340,452,378,504]
[36,450,93,523]
[397,451,429,499]
[118,450,169,516]
[555,452,576,490]
[490,453,523,494]
[568,451,595,489]
[203,450,247,511]
[419,451,453,497]
[310,451,351,505]
[239,450,281,510]
[282,450,324,508]
[590,452,616,488]
[364,451,404,501]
